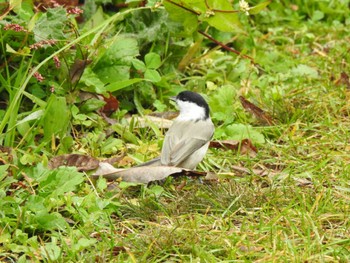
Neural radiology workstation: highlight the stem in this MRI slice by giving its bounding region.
[198,30,254,61]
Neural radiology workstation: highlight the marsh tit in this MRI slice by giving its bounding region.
[139,90,214,170]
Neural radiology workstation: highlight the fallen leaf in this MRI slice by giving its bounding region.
[294,177,313,187]
[239,96,275,125]
[149,111,179,120]
[334,72,350,89]
[209,139,258,157]
[91,162,207,184]
[49,154,99,171]
[0,145,13,164]
[238,245,264,252]
[126,115,174,129]
[231,165,278,178]
[101,92,119,116]
[103,154,125,165]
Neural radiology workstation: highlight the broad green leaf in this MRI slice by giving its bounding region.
[16,110,44,126]
[249,1,271,15]
[311,10,324,21]
[209,85,237,124]
[42,94,70,141]
[106,78,145,92]
[80,98,106,113]
[25,196,47,213]
[94,37,139,83]
[145,52,161,69]
[6,44,31,56]
[201,0,240,31]
[204,12,240,32]
[33,7,68,41]
[17,121,31,138]
[80,68,106,94]
[38,167,85,197]
[291,64,319,79]
[132,59,147,71]
[163,0,198,35]
[17,0,35,21]
[61,136,74,152]
[144,69,161,82]
[33,211,67,230]
[40,243,61,261]
[96,177,108,191]
[10,0,21,14]
[112,123,139,145]
[72,238,97,252]
[220,124,265,144]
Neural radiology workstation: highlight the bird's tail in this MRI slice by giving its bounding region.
[134,157,162,167]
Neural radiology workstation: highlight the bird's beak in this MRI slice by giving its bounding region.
[170,96,176,102]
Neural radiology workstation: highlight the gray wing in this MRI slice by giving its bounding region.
[160,120,214,166]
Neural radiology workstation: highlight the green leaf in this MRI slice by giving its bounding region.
[112,123,139,145]
[311,10,324,21]
[132,59,147,71]
[33,211,67,230]
[94,37,139,83]
[80,68,106,94]
[204,12,240,32]
[201,0,240,32]
[145,52,161,69]
[106,78,145,92]
[16,110,44,127]
[219,124,265,144]
[163,0,198,35]
[36,167,85,197]
[209,85,237,124]
[80,98,106,113]
[40,243,61,261]
[144,69,161,82]
[41,94,70,141]
[25,196,47,213]
[249,1,271,15]
[61,136,74,152]
[291,64,319,79]
[96,177,108,191]
[33,7,68,41]
[72,238,97,252]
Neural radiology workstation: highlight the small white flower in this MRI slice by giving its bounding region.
[239,0,250,15]
[204,9,215,18]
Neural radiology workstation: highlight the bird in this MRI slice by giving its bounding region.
[138,90,214,170]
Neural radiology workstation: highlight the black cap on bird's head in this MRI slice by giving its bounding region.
[171,91,210,120]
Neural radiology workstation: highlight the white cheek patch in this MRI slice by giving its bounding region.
[176,100,206,121]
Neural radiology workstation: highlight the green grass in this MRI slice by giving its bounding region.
[1,1,350,262]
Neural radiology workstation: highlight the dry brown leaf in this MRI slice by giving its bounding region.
[0,145,13,164]
[49,154,99,171]
[239,96,275,125]
[294,177,313,187]
[91,162,207,184]
[126,115,174,129]
[334,72,350,89]
[209,139,258,157]
[101,92,119,116]
[231,165,278,178]
[149,111,179,120]
[103,154,125,165]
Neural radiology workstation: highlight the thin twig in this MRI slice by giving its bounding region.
[198,30,253,61]
[164,0,200,15]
